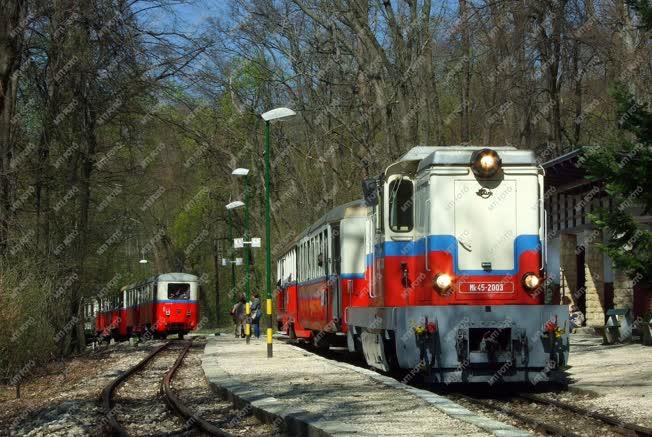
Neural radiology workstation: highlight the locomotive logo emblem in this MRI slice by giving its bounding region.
[476,187,493,199]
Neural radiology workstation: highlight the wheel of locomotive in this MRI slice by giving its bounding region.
[350,330,364,355]
[383,331,400,372]
[178,332,185,340]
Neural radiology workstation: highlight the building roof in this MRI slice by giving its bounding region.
[542,149,591,191]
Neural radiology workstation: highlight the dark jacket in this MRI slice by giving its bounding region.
[250,297,261,322]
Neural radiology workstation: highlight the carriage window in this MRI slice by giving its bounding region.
[308,239,313,279]
[168,283,190,300]
[389,178,414,232]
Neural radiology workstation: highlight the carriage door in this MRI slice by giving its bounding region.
[366,210,375,299]
[330,223,341,324]
[370,202,385,301]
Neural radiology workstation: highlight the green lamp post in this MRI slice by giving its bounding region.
[260,107,296,358]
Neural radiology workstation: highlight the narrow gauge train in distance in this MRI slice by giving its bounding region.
[94,272,199,340]
[276,146,569,384]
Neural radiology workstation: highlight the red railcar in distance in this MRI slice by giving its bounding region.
[95,293,122,340]
[96,273,199,340]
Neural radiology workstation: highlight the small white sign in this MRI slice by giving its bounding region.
[221,258,228,266]
[235,257,243,266]
[234,238,244,249]
[251,238,261,248]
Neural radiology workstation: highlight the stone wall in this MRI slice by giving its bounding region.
[613,269,634,311]
[559,233,577,305]
[581,230,606,327]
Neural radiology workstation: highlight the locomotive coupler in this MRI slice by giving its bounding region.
[480,331,499,363]
[455,328,468,363]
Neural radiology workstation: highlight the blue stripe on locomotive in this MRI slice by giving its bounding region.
[366,234,541,276]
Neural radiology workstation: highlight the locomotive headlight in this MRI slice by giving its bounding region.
[434,273,452,292]
[471,148,501,178]
[522,273,540,291]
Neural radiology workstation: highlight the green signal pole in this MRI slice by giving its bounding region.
[244,174,250,301]
[244,174,251,345]
[264,120,273,358]
[228,209,236,304]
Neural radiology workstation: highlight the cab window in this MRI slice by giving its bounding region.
[168,283,190,299]
[389,178,414,232]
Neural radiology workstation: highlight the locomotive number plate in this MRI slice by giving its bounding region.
[459,282,514,293]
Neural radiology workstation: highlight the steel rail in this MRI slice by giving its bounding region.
[517,393,651,437]
[161,339,232,437]
[456,394,583,437]
[100,342,170,436]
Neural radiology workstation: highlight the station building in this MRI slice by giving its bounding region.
[543,150,651,328]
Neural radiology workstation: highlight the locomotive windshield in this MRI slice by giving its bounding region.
[389,178,413,232]
[168,283,190,300]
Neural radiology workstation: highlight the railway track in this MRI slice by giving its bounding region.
[453,392,652,437]
[100,339,232,436]
[161,340,230,436]
[517,393,652,437]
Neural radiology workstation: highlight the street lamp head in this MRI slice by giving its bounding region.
[261,107,296,121]
[139,258,148,264]
[232,168,250,176]
[226,200,245,210]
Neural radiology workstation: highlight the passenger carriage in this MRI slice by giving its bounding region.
[83,298,99,342]
[95,294,123,341]
[276,201,368,345]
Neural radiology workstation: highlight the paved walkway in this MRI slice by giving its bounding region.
[565,333,652,427]
[202,336,528,436]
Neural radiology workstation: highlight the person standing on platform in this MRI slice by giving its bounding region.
[230,294,246,338]
[250,292,262,339]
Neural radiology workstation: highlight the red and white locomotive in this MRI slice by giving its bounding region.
[95,272,199,340]
[277,146,569,384]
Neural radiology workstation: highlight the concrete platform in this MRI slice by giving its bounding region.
[565,333,652,426]
[202,336,529,436]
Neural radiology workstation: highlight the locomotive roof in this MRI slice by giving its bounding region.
[386,145,538,177]
[280,199,367,254]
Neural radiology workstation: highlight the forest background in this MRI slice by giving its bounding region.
[0,0,650,379]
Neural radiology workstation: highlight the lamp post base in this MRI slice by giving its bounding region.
[266,327,273,357]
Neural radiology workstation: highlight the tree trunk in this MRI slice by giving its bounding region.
[572,40,582,145]
[213,237,220,325]
[0,0,27,257]
[459,0,471,143]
